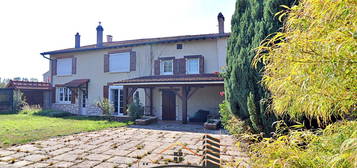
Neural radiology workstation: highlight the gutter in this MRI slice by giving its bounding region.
[41,53,54,61]
[113,81,224,86]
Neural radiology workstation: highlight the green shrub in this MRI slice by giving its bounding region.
[13,90,27,112]
[219,101,250,135]
[247,92,262,133]
[128,92,144,120]
[245,121,357,168]
[19,105,72,117]
[96,98,114,116]
[19,105,42,115]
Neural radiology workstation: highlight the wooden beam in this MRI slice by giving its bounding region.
[150,88,153,115]
[187,87,199,99]
[123,86,128,114]
[181,86,190,124]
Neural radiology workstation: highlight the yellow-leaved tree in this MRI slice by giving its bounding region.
[254,0,357,126]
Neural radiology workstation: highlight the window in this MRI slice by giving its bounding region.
[57,87,72,103]
[176,44,183,49]
[109,86,124,116]
[57,58,72,75]
[109,52,130,72]
[160,60,173,75]
[186,58,199,74]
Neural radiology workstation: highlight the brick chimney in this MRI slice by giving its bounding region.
[217,12,225,34]
[107,35,113,42]
[96,22,104,47]
[75,32,80,48]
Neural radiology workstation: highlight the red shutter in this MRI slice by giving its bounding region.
[178,58,186,74]
[51,60,57,76]
[103,85,109,99]
[104,54,109,72]
[72,57,77,74]
[154,60,160,75]
[71,89,76,104]
[130,51,136,71]
[173,59,178,74]
[51,87,56,103]
[199,56,204,74]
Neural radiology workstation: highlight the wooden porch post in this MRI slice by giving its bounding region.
[181,86,190,124]
[150,88,153,116]
[123,86,128,115]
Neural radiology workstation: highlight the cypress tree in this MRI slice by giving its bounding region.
[224,0,294,133]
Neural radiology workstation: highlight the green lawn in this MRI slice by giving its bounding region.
[0,114,129,148]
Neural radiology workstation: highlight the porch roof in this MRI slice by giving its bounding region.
[64,79,90,88]
[112,74,223,86]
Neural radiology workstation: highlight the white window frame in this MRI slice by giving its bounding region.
[57,58,72,76]
[109,85,125,116]
[56,87,72,104]
[160,59,173,75]
[109,52,130,73]
[186,58,200,74]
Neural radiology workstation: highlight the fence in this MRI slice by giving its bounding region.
[0,88,14,113]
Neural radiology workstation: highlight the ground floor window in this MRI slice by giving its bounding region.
[57,87,71,104]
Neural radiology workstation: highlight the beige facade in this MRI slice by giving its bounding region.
[49,35,227,121]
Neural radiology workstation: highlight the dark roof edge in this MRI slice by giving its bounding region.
[41,33,230,55]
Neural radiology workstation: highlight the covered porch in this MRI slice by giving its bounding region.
[112,74,224,124]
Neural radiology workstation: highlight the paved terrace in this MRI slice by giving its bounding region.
[0,122,248,168]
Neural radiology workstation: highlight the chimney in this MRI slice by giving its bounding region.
[75,32,80,48]
[96,22,104,47]
[107,35,113,42]
[217,12,225,34]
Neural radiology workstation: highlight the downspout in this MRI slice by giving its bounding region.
[41,53,54,109]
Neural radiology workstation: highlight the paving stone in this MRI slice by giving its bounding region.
[49,147,73,156]
[107,156,138,164]
[26,162,50,168]
[52,153,80,162]
[93,162,119,168]
[84,154,112,161]
[0,156,16,162]
[52,161,76,168]
[22,154,48,162]
[0,150,15,157]
[103,149,132,156]
[7,152,28,159]
[11,160,32,167]
[72,160,101,168]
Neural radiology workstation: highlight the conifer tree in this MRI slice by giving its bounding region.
[224,0,294,133]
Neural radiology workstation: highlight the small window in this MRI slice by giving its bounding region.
[57,58,72,76]
[109,52,130,72]
[57,87,72,104]
[176,44,183,49]
[186,58,199,74]
[160,60,173,75]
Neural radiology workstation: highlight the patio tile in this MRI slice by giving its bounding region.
[22,154,48,162]
[84,154,112,161]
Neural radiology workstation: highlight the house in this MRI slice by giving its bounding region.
[41,13,229,123]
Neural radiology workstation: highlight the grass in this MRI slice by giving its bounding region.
[0,114,130,148]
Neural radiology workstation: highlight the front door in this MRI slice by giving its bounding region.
[80,91,87,115]
[162,90,176,120]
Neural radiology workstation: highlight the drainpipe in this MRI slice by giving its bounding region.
[41,53,54,108]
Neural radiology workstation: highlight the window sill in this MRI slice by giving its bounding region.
[160,73,174,75]
[55,102,72,105]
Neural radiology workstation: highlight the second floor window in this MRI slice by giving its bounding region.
[160,60,173,75]
[109,52,130,72]
[57,87,72,103]
[186,58,199,74]
[57,58,72,75]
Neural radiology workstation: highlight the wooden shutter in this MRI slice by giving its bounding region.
[154,60,160,75]
[173,59,178,74]
[130,51,136,71]
[104,54,109,72]
[199,56,204,74]
[51,87,56,103]
[103,85,109,99]
[178,58,186,74]
[72,57,77,74]
[51,59,57,76]
[71,89,76,104]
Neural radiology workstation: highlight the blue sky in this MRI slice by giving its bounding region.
[0,0,236,80]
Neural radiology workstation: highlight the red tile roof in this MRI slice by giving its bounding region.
[113,74,223,85]
[6,80,51,90]
[42,33,230,55]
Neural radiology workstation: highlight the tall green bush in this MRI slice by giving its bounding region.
[224,0,294,133]
[254,0,357,126]
[13,90,27,112]
[96,98,114,116]
[128,92,144,120]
